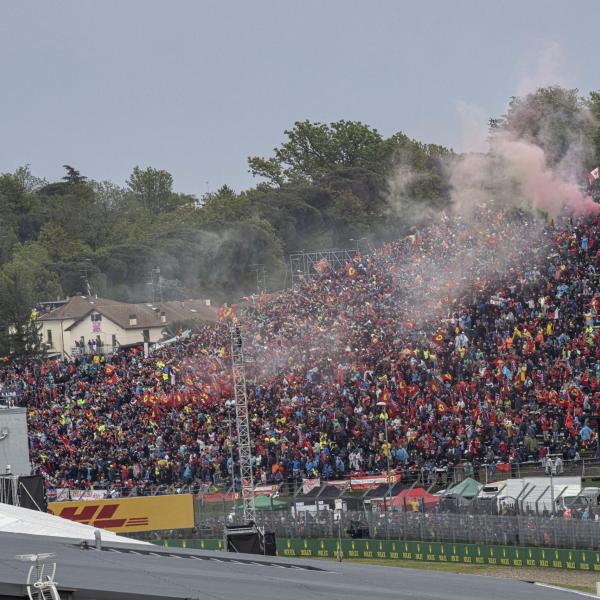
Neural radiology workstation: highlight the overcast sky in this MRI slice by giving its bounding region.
[1,0,598,196]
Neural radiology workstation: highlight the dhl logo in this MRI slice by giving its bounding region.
[49,503,149,529]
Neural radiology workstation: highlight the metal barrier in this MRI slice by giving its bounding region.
[188,509,600,551]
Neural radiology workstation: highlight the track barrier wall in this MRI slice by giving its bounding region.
[159,537,600,571]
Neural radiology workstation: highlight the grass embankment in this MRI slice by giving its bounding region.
[324,557,597,595]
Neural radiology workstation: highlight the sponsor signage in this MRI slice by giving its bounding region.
[254,485,279,496]
[302,478,321,495]
[325,480,349,490]
[350,474,400,490]
[277,539,596,571]
[48,494,194,533]
[51,489,108,502]
[162,538,599,571]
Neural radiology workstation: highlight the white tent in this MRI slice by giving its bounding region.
[0,502,150,545]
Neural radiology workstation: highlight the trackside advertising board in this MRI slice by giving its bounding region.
[161,538,599,572]
[48,494,194,533]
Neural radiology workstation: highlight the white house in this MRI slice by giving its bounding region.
[37,296,216,358]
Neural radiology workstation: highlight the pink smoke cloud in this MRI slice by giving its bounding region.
[493,133,600,218]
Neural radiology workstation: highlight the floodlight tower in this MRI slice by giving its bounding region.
[230,323,256,524]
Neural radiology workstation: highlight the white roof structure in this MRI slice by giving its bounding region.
[0,502,150,545]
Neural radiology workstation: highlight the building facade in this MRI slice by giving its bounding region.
[37,296,216,358]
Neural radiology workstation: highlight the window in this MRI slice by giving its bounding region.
[90,313,102,322]
[142,329,150,343]
[46,329,53,346]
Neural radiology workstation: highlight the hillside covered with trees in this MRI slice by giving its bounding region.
[1,86,600,356]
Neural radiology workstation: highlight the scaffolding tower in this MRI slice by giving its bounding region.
[230,324,256,524]
[288,249,357,287]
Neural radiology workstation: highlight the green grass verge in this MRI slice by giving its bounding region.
[319,557,596,594]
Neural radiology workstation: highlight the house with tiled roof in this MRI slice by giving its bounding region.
[37,295,217,358]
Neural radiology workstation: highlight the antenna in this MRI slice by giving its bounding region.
[249,264,266,295]
[79,260,93,297]
[147,267,163,304]
[16,553,61,600]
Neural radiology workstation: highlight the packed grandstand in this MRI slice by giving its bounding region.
[1,205,599,501]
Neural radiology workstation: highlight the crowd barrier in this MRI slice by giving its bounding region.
[189,509,600,550]
[159,537,600,571]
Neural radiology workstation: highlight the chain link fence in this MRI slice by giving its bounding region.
[188,508,600,551]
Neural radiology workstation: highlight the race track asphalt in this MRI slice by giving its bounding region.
[0,532,580,599]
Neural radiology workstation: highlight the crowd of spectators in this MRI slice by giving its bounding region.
[1,205,599,500]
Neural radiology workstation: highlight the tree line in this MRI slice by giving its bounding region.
[1,86,599,357]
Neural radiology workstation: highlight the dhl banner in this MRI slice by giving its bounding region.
[48,494,195,533]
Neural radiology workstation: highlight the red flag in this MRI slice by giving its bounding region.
[569,386,583,402]
[397,379,406,397]
[345,263,357,279]
[381,386,391,404]
[588,166,600,184]
[524,337,535,355]
[432,331,445,346]
[314,258,330,274]
[257,291,268,306]
[218,304,238,322]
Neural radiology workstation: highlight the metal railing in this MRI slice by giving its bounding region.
[187,509,600,551]
[70,344,119,357]
[45,457,600,502]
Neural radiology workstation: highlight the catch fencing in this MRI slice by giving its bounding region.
[190,509,600,551]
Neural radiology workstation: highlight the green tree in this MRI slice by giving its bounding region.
[199,185,250,225]
[248,120,396,185]
[587,91,600,168]
[127,166,196,214]
[0,243,62,358]
[490,86,593,168]
[62,165,87,184]
[0,168,43,242]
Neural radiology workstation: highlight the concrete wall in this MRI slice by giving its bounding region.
[0,407,31,476]
[41,318,74,357]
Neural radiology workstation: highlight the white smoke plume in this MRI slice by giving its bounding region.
[515,41,572,97]
[385,77,599,329]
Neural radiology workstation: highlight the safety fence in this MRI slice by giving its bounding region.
[159,537,600,572]
[184,511,600,551]
[45,456,600,501]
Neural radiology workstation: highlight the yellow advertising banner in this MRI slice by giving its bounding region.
[48,494,195,533]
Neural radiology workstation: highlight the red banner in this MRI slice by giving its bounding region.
[350,474,400,491]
